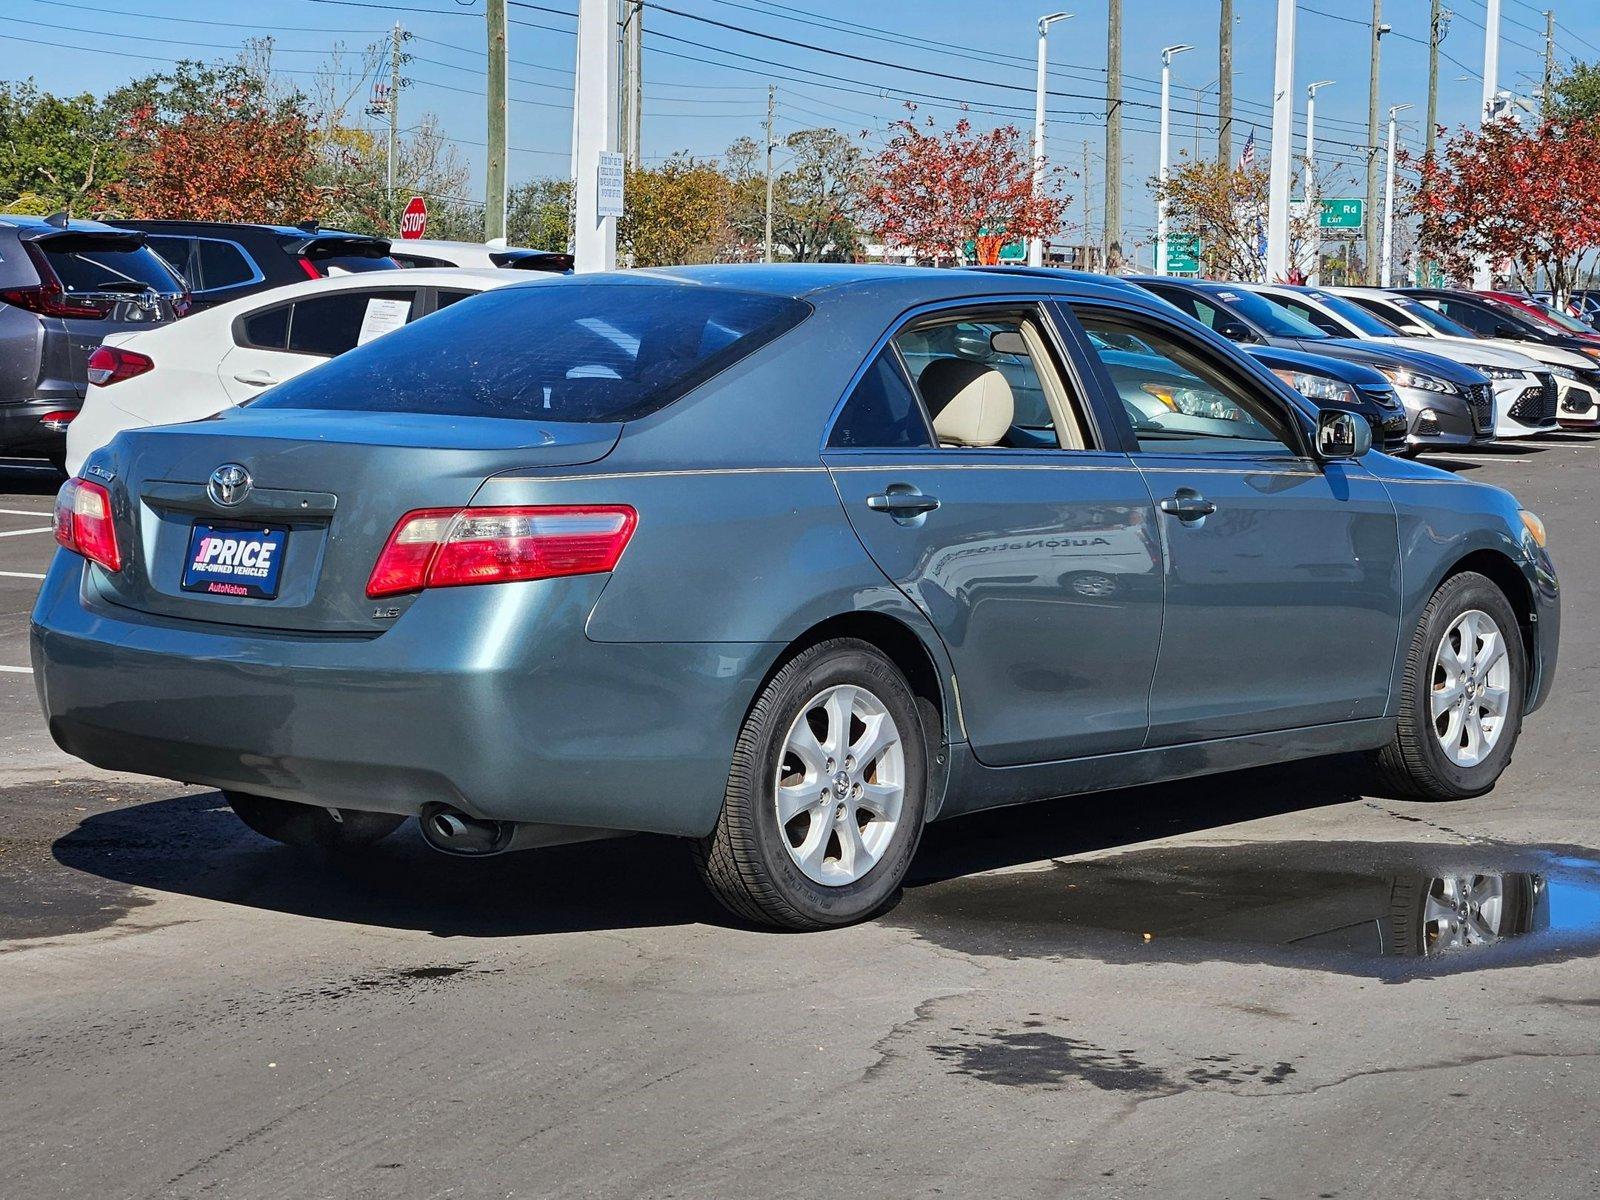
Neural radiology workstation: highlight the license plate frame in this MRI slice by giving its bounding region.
[180,520,289,600]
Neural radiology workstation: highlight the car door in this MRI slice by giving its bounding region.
[823,302,1163,767]
[216,286,424,404]
[1070,303,1401,747]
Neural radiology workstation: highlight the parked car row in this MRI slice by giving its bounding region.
[1,215,569,470]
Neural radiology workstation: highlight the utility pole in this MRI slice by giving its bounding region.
[764,84,775,264]
[485,0,508,242]
[388,21,402,231]
[1364,0,1384,284]
[622,0,643,167]
[1543,9,1556,116]
[1474,0,1501,288]
[1105,0,1122,271]
[1218,0,1234,163]
[1265,0,1295,283]
[1081,139,1092,270]
[1306,80,1334,284]
[1381,103,1412,287]
[1426,0,1443,161]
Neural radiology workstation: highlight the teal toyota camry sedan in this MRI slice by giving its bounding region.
[31,265,1559,929]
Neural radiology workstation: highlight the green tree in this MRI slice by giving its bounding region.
[620,155,733,266]
[0,81,123,215]
[507,178,573,251]
[770,128,865,262]
[1548,62,1600,123]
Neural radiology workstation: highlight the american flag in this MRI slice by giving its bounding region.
[1237,128,1257,170]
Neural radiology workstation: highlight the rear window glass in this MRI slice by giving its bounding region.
[312,253,400,275]
[250,283,812,423]
[42,241,183,295]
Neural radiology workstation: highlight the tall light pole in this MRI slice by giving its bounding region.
[1030,12,1074,267]
[1265,0,1296,282]
[1381,102,1413,287]
[1474,0,1502,288]
[1156,43,1193,275]
[572,0,618,272]
[1305,79,1334,283]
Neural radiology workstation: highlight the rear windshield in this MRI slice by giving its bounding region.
[250,282,812,422]
[42,240,184,295]
[313,254,400,275]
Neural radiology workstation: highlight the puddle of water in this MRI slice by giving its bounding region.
[892,841,1600,978]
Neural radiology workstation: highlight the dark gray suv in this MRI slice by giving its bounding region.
[0,215,188,470]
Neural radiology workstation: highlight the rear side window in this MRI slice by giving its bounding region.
[250,283,812,423]
[240,305,289,349]
[145,235,195,281]
[41,240,183,295]
[828,350,932,449]
[195,239,257,290]
[285,291,418,356]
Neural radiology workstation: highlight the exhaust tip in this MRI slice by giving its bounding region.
[419,803,511,856]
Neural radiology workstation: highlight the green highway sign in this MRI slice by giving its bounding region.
[1166,234,1202,273]
[1319,198,1364,230]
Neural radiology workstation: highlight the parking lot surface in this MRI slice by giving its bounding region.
[2,441,1598,1199]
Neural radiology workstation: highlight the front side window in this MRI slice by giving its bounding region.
[250,283,812,422]
[1075,310,1300,456]
[890,310,1088,449]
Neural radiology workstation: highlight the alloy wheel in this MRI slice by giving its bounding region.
[774,684,905,886]
[1430,609,1512,768]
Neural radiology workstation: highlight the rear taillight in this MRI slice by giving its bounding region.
[1,242,109,319]
[366,505,637,598]
[39,410,77,432]
[297,255,322,280]
[87,346,155,386]
[53,478,122,572]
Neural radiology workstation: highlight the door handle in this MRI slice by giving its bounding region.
[233,370,277,386]
[866,487,939,517]
[1158,491,1217,521]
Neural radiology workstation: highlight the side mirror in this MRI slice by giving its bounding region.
[1214,319,1259,344]
[1316,408,1372,460]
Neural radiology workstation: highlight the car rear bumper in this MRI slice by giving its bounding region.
[0,398,76,458]
[30,553,770,838]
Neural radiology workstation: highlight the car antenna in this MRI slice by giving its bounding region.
[44,210,69,229]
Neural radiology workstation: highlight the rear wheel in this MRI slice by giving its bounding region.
[1372,572,1526,801]
[226,791,405,851]
[693,639,928,930]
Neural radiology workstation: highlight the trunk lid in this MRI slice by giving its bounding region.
[90,407,621,633]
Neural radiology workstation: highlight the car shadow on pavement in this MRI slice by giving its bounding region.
[0,460,66,496]
[48,756,1369,939]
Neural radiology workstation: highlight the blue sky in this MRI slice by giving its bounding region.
[7,0,1600,248]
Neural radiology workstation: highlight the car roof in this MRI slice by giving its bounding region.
[0,213,139,235]
[169,267,518,326]
[397,239,538,253]
[111,219,379,239]
[612,262,1152,306]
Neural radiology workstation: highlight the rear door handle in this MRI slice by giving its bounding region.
[866,488,939,517]
[233,370,278,386]
[1158,491,1217,520]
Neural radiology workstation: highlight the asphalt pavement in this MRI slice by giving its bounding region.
[2,440,1599,1200]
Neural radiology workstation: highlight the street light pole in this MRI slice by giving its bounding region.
[1156,43,1193,276]
[1265,0,1296,282]
[1474,0,1501,288]
[1306,80,1334,284]
[1030,12,1073,267]
[1381,102,1413,287]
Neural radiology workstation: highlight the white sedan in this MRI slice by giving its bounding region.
[67,268,524,475]
[389,238,572,272]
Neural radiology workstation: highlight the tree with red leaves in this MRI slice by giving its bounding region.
[864,106,1069,265]
[102,61,322,224]
[1409,118,1600,302]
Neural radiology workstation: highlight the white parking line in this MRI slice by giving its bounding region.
[0,666,33,674]
[0,571,47,580]
[0,508,52,517]
[0,527,52,538]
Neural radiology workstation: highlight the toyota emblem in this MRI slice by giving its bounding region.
[208,463,252,507]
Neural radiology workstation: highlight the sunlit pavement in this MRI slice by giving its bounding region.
[3,439,1599,1199]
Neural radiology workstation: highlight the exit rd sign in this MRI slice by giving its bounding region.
[1319,198,1364,229]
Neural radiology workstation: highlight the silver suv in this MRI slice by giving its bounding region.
[0,214,188,471]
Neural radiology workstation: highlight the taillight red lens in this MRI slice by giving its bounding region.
[87,346,155,386]
[297,255,322,280]
[53,478,122,572]
[366,505,637,598]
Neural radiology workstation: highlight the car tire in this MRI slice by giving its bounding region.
[693,639,928,930]
[226,791,406,851]
[1372,571,1526,801]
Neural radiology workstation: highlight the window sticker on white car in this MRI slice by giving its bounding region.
[357,297,412,345]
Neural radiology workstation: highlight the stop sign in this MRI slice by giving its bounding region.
[399,195,427,240]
